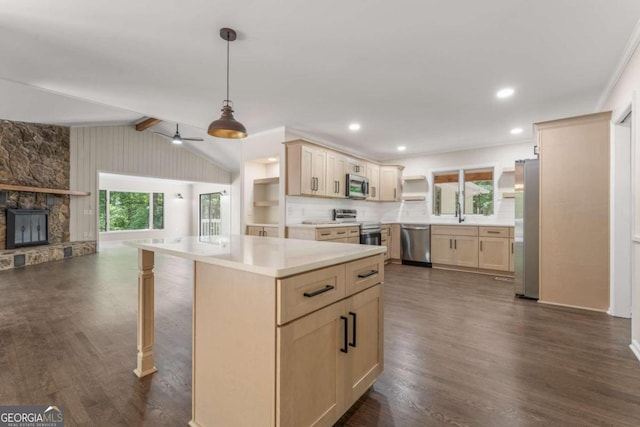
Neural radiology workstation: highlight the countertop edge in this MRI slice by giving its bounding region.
[124,240,386,278]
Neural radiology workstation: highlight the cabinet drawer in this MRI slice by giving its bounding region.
[316,228,337,241]
[347,226,360,236]
[431,225,479,236]
[509,227,515,238]
[333,228,349,238]
[346,254,384,296]
[479,226,508,238]
[347,236,360,244]
[381,226,390,236]
[277,264,346,325]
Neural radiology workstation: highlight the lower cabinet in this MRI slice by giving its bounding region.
[381,225,391,262]
[431,225,514,274]
[287,226,361,244]
[431,228,479,268]
[247,225,279,237]
[509,238,515,272]
[478,237,509,271]
[277,284,383,426]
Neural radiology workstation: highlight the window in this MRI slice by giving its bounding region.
[464,168,494,215]
[433,171,459,215]
[98,190,164,232]
[433,167,494,216]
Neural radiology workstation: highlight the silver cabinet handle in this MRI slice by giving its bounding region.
[480,241,483,251]
[454,239,457,250]
[450,239,452,249]
[311,177,315,191]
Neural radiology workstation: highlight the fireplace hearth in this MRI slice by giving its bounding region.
[6,209,49,249]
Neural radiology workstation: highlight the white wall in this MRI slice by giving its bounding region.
[99,173,192,242]
[602,32,640,357]
[284,142,534,225]
[70,125,231,242]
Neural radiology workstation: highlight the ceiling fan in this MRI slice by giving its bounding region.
[153,124,204,145]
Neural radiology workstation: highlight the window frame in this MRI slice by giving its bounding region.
[99,189,165,233]
[430,164,497,217]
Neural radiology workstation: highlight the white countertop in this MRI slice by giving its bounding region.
[287,222,359,229]
[124,235,386,278]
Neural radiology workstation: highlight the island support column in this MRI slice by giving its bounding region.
[134,249,158,377]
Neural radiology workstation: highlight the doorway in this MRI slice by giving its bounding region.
[200,193,222,236]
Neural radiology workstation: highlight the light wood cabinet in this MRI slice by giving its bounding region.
[390,224,401,260]
[431,226,479,268]
[509,238,515,272]
[479,236,509,271]
[366,163,380,201]
[478,226,510,271]
[326,151,347,198]
[247,225,279,237]
[287,141,326,196]
[288,225,360,244]
[276,256,383,427]
[346,158,366,175]
[381,225,391,262]
[379,166,403,202]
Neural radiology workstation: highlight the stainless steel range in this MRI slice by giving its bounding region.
[333,209,381,246]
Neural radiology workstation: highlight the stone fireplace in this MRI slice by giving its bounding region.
[0,119,95,269]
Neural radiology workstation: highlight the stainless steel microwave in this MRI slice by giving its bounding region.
[346,174,368,199]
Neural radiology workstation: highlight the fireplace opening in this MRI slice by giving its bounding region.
[6,209,49,249]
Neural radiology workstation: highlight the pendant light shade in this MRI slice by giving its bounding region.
[208,103,247,139]
[208,28,248,139]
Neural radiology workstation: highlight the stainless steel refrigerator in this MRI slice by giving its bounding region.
[514,159,539,299]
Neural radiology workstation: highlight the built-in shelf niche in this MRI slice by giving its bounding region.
[253,177,279,224]
[401,175,427,202]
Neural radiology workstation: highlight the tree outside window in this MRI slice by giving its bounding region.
[98,190,165,232]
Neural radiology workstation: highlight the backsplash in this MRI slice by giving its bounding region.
[286,196,514,225]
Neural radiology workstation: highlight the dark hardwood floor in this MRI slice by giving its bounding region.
[1,245,639,426]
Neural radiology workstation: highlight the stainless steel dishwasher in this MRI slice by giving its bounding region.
[401,224,431,267]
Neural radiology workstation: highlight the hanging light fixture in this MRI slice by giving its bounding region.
[208,27,248,139]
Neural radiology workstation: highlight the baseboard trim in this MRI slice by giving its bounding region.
[538,300,608,313]
[630,340,640,362]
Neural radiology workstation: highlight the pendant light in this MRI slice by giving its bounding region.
[208,28,248,139]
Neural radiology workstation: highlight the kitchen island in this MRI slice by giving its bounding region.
[124,235,386,427]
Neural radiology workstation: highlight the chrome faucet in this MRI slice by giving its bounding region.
[456,201,465,223]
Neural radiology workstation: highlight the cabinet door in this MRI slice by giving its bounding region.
[277,301,346,427]
[390,224,401,259]
[478,237,509,271]
[453,236,479,268]
[300,145,327,196]
[344,285,383,408]
[246,226,263,236]
[431,234,454,264]
[263,226,279,238]
[326,152,346,198]
[379,166,400,201]
[381,238,390,261]
[347,236,360,244]
[366,164,380,201]
[300,145,315,195]
[509,238,515,272]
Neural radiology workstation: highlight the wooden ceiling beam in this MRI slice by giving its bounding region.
[135,117,162,131]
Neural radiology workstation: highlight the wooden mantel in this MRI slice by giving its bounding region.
[0,184,91,196]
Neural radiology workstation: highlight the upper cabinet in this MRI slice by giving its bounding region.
[346,157,366,175]
[326,151,347,199]
[379,166,404,202]
[366,163,380,201]
[285,140,403,201]
[287,141,327,196]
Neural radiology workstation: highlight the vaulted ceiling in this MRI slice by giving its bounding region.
[1,1,639,172]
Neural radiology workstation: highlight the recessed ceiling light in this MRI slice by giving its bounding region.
[397,146,406,151]
[348,123,361,131]
[496,88,515,99]
[510,127,523,135]
[267,157,277,162]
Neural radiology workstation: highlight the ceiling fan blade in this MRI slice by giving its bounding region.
[152,132,172,139]
[182,137,205,141]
